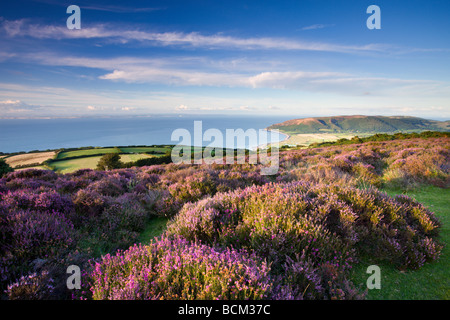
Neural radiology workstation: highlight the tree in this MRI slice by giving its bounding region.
[0,158,13,177]
[96,153,123,171]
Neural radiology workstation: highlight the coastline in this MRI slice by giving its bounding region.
[254,128,290,150]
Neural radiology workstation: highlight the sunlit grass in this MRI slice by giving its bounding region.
[51,154,153,173]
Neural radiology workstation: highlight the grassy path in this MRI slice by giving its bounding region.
[138,217,169,244]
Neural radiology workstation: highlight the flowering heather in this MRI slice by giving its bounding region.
[0,136,447,299]
[89,236,272,300]
[5,270,55,300]
[166,181,442,298]
[277,137,449,188]
[0,207,76,288]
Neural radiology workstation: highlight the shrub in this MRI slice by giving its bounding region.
[4,270,55,300]
[0,208,75,292]
[166,181,442,298]
[88,236,273,300]
[0,158,14,178]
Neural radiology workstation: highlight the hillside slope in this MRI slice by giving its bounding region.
[268,115,450,134]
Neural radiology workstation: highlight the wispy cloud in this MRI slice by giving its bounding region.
[301,24,335,31]
[5,48,450,99]
[27,0,162,13]
[82,5,162,13]
[0,18,388,54]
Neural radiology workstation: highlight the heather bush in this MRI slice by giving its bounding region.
[167,181,442,271]
[1,189,74,217]
[3,169,57,181]
[67,168,106,181]
[383,144,449,188]
[0,208,76,293]
[86,176,127,197]
[331,187,442,269]
[55,177,89,194]
[4,270,55,300]
[72,189,110,222]
[277,137,449,188]
[152,165,269,217]
[98,194,150,247]
[88,236,273,300]
[167,181,442,298]
[167,183,360,299]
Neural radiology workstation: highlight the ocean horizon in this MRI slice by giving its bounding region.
[0,115,292,153]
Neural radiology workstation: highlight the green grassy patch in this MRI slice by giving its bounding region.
[51,156,103,173]
[57,148,120,159]
[120,146,170,154]
[137,217,169,244]
[350,186,450,299]
[51,154,153,173]
[119,153,153,163]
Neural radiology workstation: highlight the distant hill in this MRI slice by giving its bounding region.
[268,115,450,134]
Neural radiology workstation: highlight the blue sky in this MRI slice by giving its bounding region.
[0,0,449,119]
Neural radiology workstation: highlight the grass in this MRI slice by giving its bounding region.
[119,153,153,163]
[77,216,168,258]
[51,153,154,173]
[51,156,103,173]
[137,217,169,244]
[57,148,120,159]
[350,186,450,299]
[120,146,170,154]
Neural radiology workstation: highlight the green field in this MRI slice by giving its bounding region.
[51,156,103,173]
[119,153,153,163]
[56,146,170,159]
[351,186,450,299]
[51,153,153,173]
[120,146,170,154]
[57,148,120,159]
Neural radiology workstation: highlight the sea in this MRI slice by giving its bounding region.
[0,115,292,153]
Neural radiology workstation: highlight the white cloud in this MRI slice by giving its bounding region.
[239,105,255,111]
[0,99,21,105]
[175,104,189,111]
[247,71,348,89]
